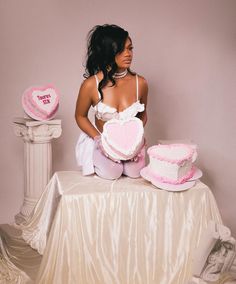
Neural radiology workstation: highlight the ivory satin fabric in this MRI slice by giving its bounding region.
[0,171,228,283]
[0,224,41,283]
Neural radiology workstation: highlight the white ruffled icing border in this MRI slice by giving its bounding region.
[148,144,195,166]
[102,117,144,159]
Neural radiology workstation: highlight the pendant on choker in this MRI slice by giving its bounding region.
[113,69,128,79]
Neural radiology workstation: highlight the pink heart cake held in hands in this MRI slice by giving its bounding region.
[22,85,59,121]
[101,117,144,161]
[140,144,202,191]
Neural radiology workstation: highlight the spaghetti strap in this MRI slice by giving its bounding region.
[94,75,101,100]
[136,74,139,101]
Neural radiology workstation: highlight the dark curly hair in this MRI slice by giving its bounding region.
[84,24,134,99]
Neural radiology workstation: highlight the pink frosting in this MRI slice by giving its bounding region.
[105,120,141,152]
[23,95,59,119]
[22,85,59,120]
[145,165,196,185]
[102,118,144,160]
[148,144,194,166]
[104,136,144,160]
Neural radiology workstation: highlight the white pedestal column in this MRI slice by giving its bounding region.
[13,118,62,224]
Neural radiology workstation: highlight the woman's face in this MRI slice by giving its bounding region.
[115,37,133,70]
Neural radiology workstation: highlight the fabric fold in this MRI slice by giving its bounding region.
[1,171,229,283]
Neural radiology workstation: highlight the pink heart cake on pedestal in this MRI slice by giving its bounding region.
[101,117,144,161]
[22,85,59,121]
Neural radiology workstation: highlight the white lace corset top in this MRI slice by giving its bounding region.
[92,74,145,122]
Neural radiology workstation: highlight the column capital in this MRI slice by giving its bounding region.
[13,117,62,143]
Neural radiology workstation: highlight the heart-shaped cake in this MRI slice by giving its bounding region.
[22,85,59,121]
[140,143,202,191]
[101,117,144,161]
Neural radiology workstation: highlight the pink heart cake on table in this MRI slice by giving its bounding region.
[140,144,202,191]
[101,117,144,161]
[22,85,59,121]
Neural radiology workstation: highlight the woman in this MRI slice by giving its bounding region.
[75,24,148,180]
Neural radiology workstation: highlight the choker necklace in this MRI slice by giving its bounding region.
[113,69,128,79]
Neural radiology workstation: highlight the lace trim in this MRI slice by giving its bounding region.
[94,101,145,121]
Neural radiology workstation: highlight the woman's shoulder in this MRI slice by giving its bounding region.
[81,75,96,88]
[136,74,148,94]
[79,75,98,96]
[136,74,148,86]
[78,75,99,101]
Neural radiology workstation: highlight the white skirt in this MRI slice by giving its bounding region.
[75,131,95,175]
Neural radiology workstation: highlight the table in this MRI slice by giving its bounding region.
[0,171,230,283]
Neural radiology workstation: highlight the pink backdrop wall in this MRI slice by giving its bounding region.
[0,0,235,234]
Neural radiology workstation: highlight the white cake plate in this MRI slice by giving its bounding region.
[140,167,202,192]
[188,167,203,181]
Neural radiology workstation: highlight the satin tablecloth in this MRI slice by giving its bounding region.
[0,171,230,283]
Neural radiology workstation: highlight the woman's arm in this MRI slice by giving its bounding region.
[137,76,148,126]
[75,78,100,139]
